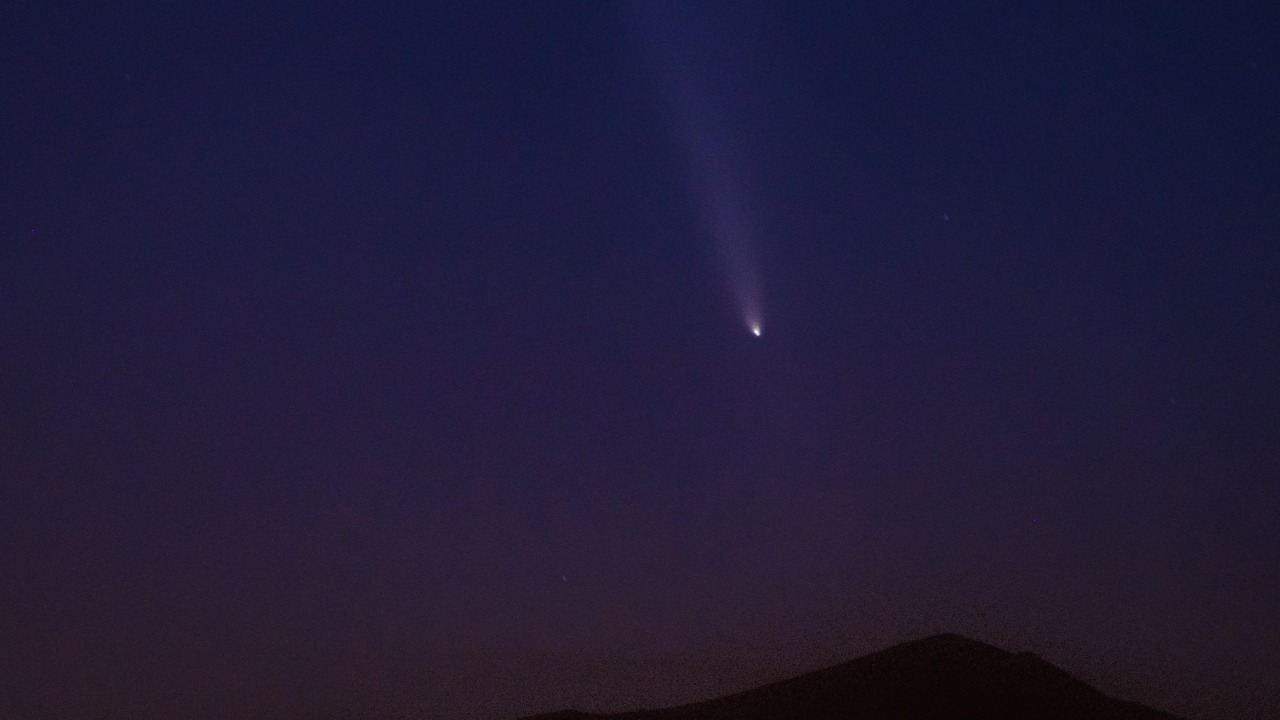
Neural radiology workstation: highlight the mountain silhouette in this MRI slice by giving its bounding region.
[516,634,1184,720]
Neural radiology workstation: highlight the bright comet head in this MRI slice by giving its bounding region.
[751,325,761,337]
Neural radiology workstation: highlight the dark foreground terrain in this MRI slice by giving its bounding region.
[518,634,1183,720]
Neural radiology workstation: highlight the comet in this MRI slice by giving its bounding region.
[630,1,765,335]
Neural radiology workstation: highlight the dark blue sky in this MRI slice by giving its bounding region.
[3,2,1278,719]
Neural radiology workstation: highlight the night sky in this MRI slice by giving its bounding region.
[3,3,1278,720]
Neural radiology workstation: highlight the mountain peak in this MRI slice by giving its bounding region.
[898,632,1007,652]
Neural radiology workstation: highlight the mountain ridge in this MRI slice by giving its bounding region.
[515,634,1184,720]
